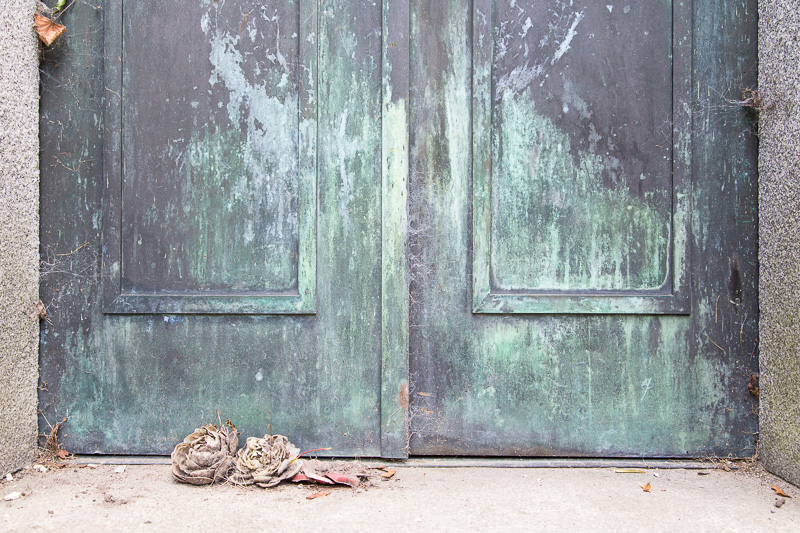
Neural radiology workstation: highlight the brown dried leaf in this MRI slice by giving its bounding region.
[307,491,330,500]
[640,482,651,493]
[34,14,66,47]
[382,470,396,480]
[772,485,792,498]
[57,449,69,459]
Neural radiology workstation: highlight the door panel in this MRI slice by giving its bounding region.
[39,0,390,455]
[106,0,317,314]
[473,0,690,314]
[408,0,758,456]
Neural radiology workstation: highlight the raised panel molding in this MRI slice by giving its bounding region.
[102,0,317,314]
[472,0,692,315]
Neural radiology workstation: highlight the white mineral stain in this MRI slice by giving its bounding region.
[551,11,585,65]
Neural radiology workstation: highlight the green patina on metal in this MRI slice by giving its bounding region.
[40,0,757,459]
[408,0,757,457]
[40,0,385,454]
[491,91,669,291]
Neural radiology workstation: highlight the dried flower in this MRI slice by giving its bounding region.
[171,423,238,485]
[230,434,302,488]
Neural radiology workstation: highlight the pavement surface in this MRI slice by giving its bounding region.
[2,461,798,532]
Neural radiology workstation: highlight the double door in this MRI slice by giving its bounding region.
[39,0,758,457]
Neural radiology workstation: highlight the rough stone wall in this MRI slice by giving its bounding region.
[759,1,800,486]
[0,0,40,475]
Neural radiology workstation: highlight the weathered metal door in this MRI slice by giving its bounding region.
[39,0,408,457]
[41,0,758,458]
[405,0,759,457]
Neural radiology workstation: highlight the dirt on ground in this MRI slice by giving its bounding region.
[2,461,798,532]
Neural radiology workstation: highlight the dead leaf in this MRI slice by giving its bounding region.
[57,449,69,460]
[382,470,396,480]
[772,485,792,498]
[306,491,330,500]
[615,468,646,474]
[34,14,66,47]
[324,472,360,487]
[748,374,760,398]
[640,482,651,493]
[417,392,431,397]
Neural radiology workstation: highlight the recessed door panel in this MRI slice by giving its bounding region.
[473,0,690,314]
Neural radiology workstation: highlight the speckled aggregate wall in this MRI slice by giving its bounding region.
[759,1,800,486]
[0,0,39,475]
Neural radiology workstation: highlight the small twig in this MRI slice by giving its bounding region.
[55,241,88,256]
[705,333,726,354]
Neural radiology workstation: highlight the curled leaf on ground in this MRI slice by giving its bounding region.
[291,459,370,488]
[229,434,302,488]
[171,422,238,486]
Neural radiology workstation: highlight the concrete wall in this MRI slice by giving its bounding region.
[759,1,800,486]
[0,0,40,475]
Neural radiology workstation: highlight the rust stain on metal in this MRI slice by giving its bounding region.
[398,382,409,410]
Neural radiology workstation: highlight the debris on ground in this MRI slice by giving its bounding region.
[772,485,792,498]
[306,491,330,500]
[36,417,70,469]
[170,419,383,491]
[113,466,126,474]
[640,482,652,493]
[4,492,22,501]
[615,468,646,474]
[776,498,786,508]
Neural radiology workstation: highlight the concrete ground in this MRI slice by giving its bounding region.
[2,461,798,532]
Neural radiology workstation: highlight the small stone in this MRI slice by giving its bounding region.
[113,465,126,474]
[776,498,786,508]
[4,474,12,482]
[48,510,54,515]
[3,492,22,501]
[33,465,47,473]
